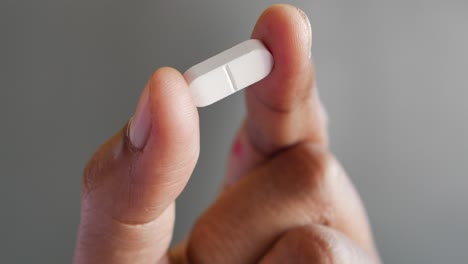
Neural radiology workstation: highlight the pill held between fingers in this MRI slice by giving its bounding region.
[183,39,274,107]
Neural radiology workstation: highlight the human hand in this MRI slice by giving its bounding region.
[74,4,380,264]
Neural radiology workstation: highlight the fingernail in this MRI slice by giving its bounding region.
[128,85,151,149]
[296,7,312,58]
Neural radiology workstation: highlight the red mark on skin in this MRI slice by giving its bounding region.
[232,137,243,158]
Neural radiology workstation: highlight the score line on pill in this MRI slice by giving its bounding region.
[183,39,274,107]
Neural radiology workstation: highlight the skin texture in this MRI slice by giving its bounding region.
[74,4,381,264]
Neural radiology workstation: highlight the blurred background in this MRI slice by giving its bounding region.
[1,0,467,263]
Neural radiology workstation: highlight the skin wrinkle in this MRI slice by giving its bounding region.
[187,143,340,263]
[83,124,134,197]
[320,226,364,264]
[111,183,163,226]
[250,83,305,114]
[249,58,315,114]
[247,73,321,155]
[104,210,173,255]
[108,150,198,226]
[186,215,227,264]
[109,206,173,232]
[274,144,336,227]
[283,146,336,244]
[259,226,334,264]
[113,181,195,226]
[304,228,333,264]
[147,148,199,182]
[82,96,197,228]
[246,114,314,159]
[82,138,119,197]
[78,206,175,262]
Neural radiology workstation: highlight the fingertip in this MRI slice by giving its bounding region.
[249,4,314,112]
[128,67,198,152]
[252,4,312,75]
[147,66,196,111]
[147,66,199,139]
[144,66,200,167]
[148,67,187,91]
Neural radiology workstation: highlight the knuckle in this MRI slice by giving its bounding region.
[186,206,245,264]
[279,225,377,264]
[272,142,336,193]
[269,142,341,226]
[186,216,221,264]
[280,225,334,263]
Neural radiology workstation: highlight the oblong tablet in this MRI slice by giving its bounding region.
[183,39,274,107]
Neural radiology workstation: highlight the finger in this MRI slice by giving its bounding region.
[186,143,377,263]
[225,4,327,185]
[74,67,199,264]
[247,4,327,152]
[259,225,381,264]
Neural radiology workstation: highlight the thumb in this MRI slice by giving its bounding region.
[74,67,199,264]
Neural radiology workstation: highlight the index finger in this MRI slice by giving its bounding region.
[224,5,328,186]
[246,4,327,155]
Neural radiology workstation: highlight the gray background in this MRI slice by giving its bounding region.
[1,0,467,263]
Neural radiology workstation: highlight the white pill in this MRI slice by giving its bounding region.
[184,39,274,107]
